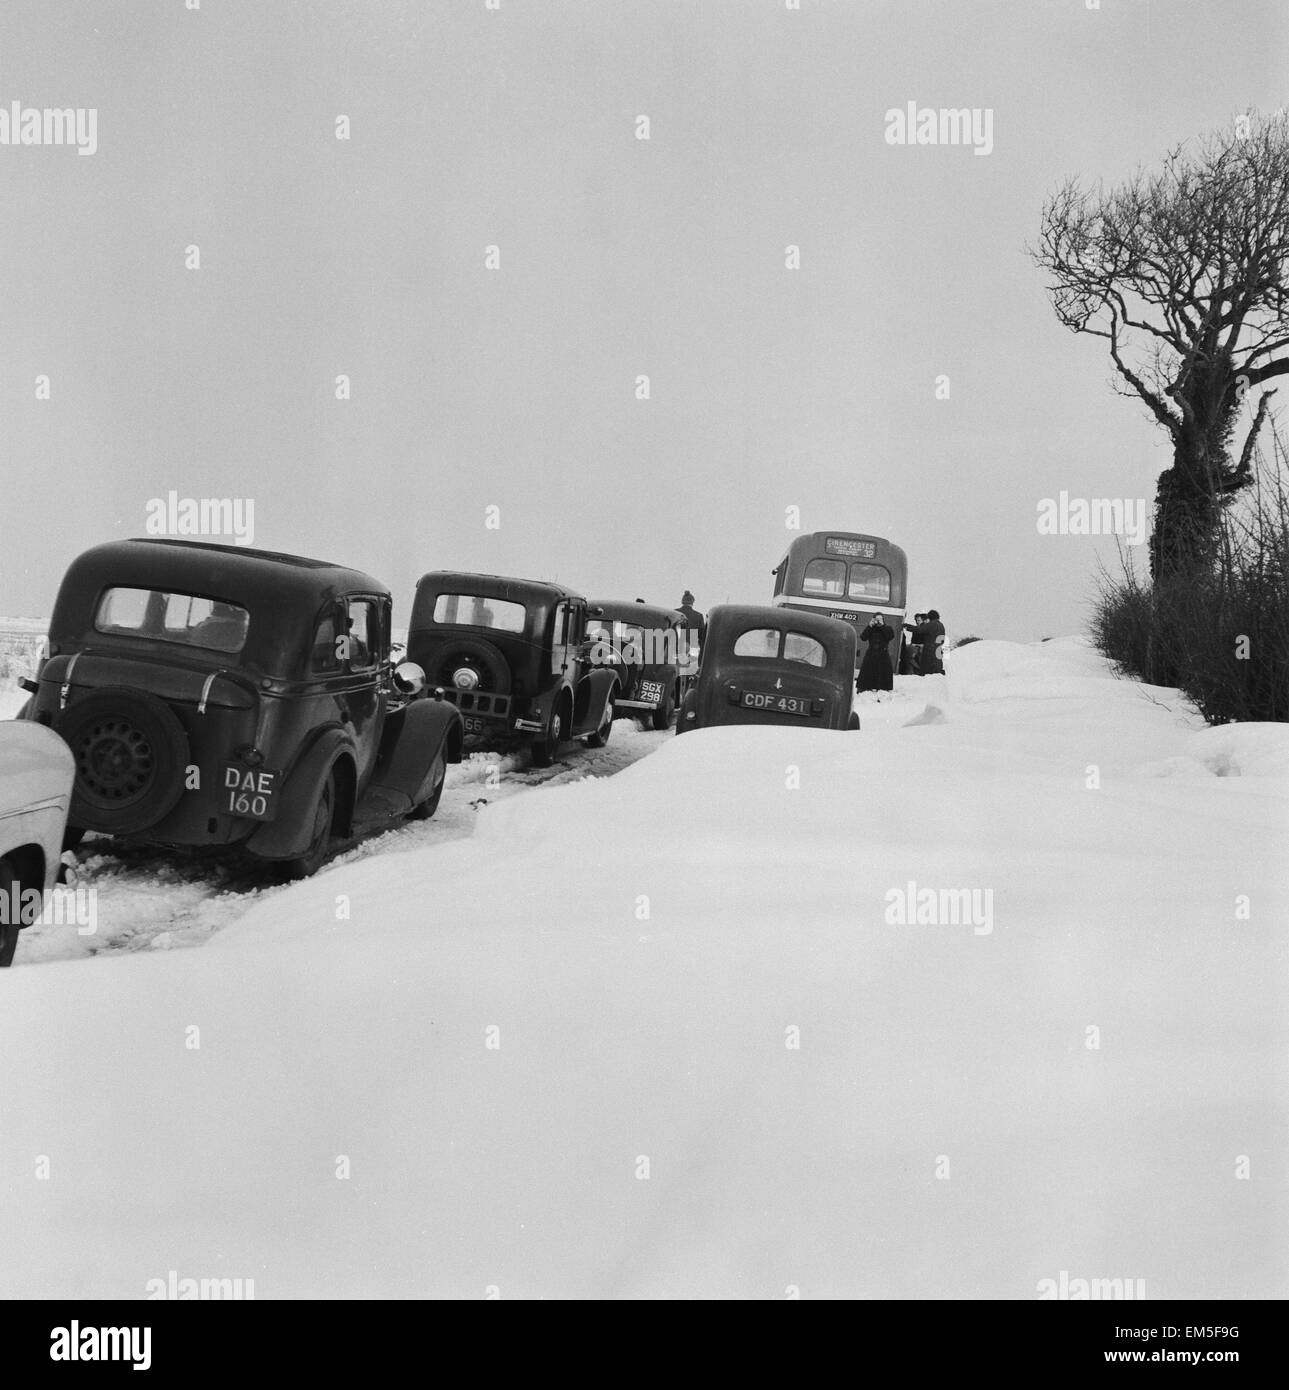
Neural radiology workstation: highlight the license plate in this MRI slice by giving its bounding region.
[638,679,665,705]
[463,716,486,734]
[221,764,281,821]
[741,691,815,716]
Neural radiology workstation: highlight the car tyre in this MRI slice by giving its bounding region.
[650,689,675,731]
[281,771,335,880]
[408,753,447,821]
[530,704,565,768]
[584,696,614,749]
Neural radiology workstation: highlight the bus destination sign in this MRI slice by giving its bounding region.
[825,537,876,559]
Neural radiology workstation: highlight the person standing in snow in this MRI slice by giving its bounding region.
[857,613,895,692]
[914,610,946,675]
[900,613,926,675]
[677,590,706,648]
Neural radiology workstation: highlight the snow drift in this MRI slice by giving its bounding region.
[1,638,1285,1298]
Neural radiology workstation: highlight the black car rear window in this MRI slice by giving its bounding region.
[94,588,249,655]
[732,628,826,667]
[432,594,526,634]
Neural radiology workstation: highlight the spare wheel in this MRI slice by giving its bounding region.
[55,688,190,835]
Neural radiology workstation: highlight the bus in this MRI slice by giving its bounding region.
[771,531,909,671]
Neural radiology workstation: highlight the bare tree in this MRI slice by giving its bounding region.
[1033,111,1289,579]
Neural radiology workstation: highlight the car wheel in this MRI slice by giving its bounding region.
[584,696,614,749]
[281,771,335,880]
[408,753,447,820]
[0,859,38,968]
[650,689,675,731]
[55,688,189,836]
[530,704,565,768]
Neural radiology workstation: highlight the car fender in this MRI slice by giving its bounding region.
[368,698,464,805]
[246,728,353,859]
[571,667,618,735]
[524,684,563,735]
[676,688,698,735]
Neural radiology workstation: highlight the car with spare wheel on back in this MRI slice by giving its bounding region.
[19,538,462,878]
[406,572,619,766]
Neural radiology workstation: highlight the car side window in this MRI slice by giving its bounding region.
[344,599,378,671]
[551,602,570,674]
[311,609,342,673]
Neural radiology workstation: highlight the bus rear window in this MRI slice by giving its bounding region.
[802,559,846,596]
[432,594,526,633]
[94,588,249,654]
[847,564,891,601]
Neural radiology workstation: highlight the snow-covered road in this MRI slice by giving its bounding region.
[2,638,1286,1299]
[3,676,934,966]
[10,718,675,964]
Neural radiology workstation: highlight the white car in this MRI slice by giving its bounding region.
[0,721,75,967]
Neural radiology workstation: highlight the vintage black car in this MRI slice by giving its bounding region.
[407,572,619,766]
[20,539,463,877]
[676,603,860,734]
[585,601,697,730]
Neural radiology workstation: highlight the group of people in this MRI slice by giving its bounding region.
[857,609,944,693]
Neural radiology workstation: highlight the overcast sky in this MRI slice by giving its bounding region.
[2,0,1285,638]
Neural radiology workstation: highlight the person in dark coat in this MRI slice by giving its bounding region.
[676,590,707,647]
[900,613,926,675]
[857,613,895,692]
[913,610,946,675]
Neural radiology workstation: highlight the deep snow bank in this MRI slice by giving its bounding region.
[1,637,1285,1298]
